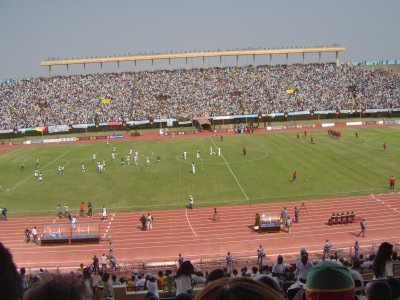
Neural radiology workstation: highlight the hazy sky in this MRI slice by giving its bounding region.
[0,0,399,79]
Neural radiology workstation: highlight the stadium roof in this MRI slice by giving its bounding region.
[41,45,345,67]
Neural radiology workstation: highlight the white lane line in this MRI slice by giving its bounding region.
[210,137,249,201]
[370,194,400,216]
[185,210,197,236]
[9,151,70,191]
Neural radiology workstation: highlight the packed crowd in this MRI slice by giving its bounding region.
[1,63,399,130]
[2,240,399,300]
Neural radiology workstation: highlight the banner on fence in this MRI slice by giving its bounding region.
[48,125,69,133]
[321,123,335,128]
[346,122,363,126]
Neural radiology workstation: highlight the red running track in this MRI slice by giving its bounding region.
[1,192,400,270]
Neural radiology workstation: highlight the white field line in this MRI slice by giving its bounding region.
[185,210,197,236]
[210,137,249,201]
[9,151,70,191]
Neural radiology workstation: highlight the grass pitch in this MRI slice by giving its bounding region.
[1,126,399,216]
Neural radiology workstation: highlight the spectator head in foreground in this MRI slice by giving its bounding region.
[365,280,392,300]
[206,268,226,283]
[348,268,364,296]
[305,260,355,300]
[193,276,285,300]
[254,274,281,293]
[23,274,91,300]
[0,242,21,300]
[386,277,400,299]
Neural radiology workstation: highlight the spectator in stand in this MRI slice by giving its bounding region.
[206,269,225,283]
[157,270,166,290]
[126,275,136,291]
[23,273,91,300]
[295,252,313,284]
[231,269,240,278]
[1,64,399,131]
[372,242,394,280]
[193,277,284,300]
[250,266,260,278]
[135,274,146,291]
[271,255,287,280]
[101,273,113,300]
[144,275,159,299]
[361,254,375,272]
[20,267,29,295]
[175,260,195,296]
[111,274,121,286]
[82,268,93,299]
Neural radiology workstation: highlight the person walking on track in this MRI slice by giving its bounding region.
[359,219,366,237]
[212,208,220,221]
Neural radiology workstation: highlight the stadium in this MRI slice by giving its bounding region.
[1,43,400,299]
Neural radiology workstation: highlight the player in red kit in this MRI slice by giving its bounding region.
[242,146,247,156]
[390,176,395,189]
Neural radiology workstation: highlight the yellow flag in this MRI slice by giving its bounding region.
[101,98,111,104]
[286,89,295,94]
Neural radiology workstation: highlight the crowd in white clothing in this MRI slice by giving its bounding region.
[1,63,399,130]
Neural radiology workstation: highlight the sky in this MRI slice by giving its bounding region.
[0,0,399,79]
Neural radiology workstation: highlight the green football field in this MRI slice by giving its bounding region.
[0,126,399,216]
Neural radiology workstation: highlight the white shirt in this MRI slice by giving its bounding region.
[272,263,286,275]
[135,278,146,290]
[102,208,107,217]
[295,261,314,281]
[31,228,37,235]
[175,275,192,295]
[146,280,159,298]
[372,260,394,280]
